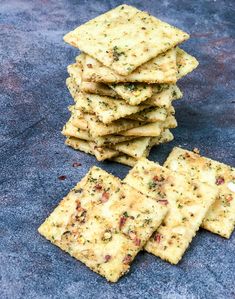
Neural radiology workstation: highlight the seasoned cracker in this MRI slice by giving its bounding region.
[164,147,235,238]
[126,106,174,123]
[113,137,152,159]
[82,93,149,124]
[176,48,199,79]
[120,115,177,137]
[65,137,93,156]
[111,154,137,167]
[83,114,143,137]
[64,5,189,75]
[109,83,153,105]
[124,158,217,264]
[82,48,177,84]
[145,85,182,108]
[89,142,119,161]
[38,166,168,282]
[65,137,118,161]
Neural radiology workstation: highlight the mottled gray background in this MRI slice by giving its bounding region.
[0,0,235,298]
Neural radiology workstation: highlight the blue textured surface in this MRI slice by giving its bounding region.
[1,1,235,298]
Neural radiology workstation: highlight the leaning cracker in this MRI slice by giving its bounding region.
[176,48,199,79]
[111,154,138,167]
[89,142,119,161]
[65,137,118,161]
[112,137,152,159]
[126,106,174,123]
[82,48,177,84]
[164,147,235,238]
[145,85,182,108]
[38,166,168,282]
[120,116,177,137]
[64,4,189,75]
[83,93,149,124]
[83,114,143,137]
[124,158,217,264]
[62,122,91,141]
[109,83,153,105]
[81,81,117,97]
[65,137,94,156]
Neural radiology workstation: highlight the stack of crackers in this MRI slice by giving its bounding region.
[38,147,235,282]
[62,5,198,166]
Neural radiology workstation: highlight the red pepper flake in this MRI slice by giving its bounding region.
[215,176,225,185]
[119,215,127,229]
[153,175,164,182]
[104,255,111,263]
[134,237,141,246]
[72,162,81,167]
[226,195,233,202]
[101,192,110,203]
[123,254,132,265]
[95,184,102,191]
[154,233,162,243]
[158,199,169,206]
[58,175,67,180]
[87,64,93,68]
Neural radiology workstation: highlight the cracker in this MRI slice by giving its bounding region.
[83,93,149,124]
[65,137,93,156]
[109,83,153,105]
[62,122,91,141]
[65,137,118,161]
[144,85,182,108]
[67,63,83,86]
[120,116,177,137]
[64,4,189,75]
[113,137,152,159]
[111,154,137,167]
[89,142,119,161]
[81,81,117,97]
[126,106,174,123]
[82,48,177,84]
[66,77,80,99]
[164,147,235,238]
[176,48,199,79]
[38,166,168,282]
[71,58,117,97]
[96,136,136,147]
[83,114,143,137]
[124,158,217,264]
[68,110,88,130]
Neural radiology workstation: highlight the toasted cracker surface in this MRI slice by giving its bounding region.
[82,48,177,84]
[164,147,235,238]
[64,5,189,75]
[38,166,168,282]
[124,158,217,264]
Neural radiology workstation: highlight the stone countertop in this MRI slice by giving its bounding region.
[0,0,234,298]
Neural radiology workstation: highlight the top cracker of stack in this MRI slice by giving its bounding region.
[62,4,198,165]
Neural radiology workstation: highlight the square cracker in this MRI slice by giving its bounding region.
[74,56,154,104]
[119,115,177,137]
[82,48,177,84]
[176,48,199,79]
[164,147,235,238]
[126,106,174,123]
[64,4,189,75]
[144,85,182,108]
[111,154,138,167]
[109,83,153,105]
[124,158,217,264]
[82,93,149,124]
[83,114,143,137]
[38,166,168,282]
[65,137,118,161]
